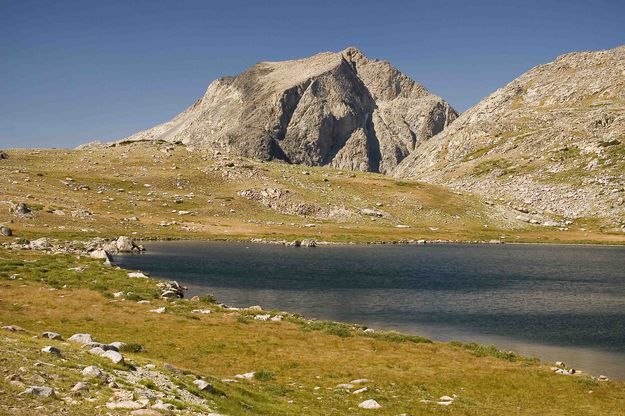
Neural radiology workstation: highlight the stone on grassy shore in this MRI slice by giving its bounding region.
[90,249,112,261]
[0,226,12,237]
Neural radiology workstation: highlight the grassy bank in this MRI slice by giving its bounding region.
[1,248,624,415]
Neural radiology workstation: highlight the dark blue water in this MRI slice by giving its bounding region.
[113,241,625,378]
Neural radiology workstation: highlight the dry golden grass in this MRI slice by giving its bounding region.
[1,249,624,415]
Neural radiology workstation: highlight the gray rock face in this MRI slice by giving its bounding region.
[396,45,625,220]
[118,47,457,174]
[0,226,12,237]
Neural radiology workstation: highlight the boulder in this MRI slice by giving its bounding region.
[116,236,136,252]
[361,208,387,217]
[11,202,31,217]
[102,350,124,364]
[29,238,51,250]
[41,331,62,340]
[301,239,317,247]
[0,151,8,159]
[82,365,105,379]
[68,333,93,344]
[19,386,55,397]
[90,249,112,261]
[106,401,146,410]
[358,399,381,409]
[0,226,12,237]
[193,379,216,393]
[41,346,61,356]
[71,382,89,392]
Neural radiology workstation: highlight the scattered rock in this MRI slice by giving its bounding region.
[90,249,111,260]
[41,331,62,340]
[116,236,138,252]
[0,226,12,237]
[128,272,149,278]
[2,325,25,332]
[234,372,255,380]
[68,333,93,344]
[41,346,61,356]
[301,239,317,247]
[102,350,124,364]
[29,237,51,250]
[71,382,89,392]
[358,399,381,409]
[82,366,106,379]
[149,307,166,314]
[193,379,216,393]
[10,202,31,217]
[19,386,55,397]
[106,401,146,410]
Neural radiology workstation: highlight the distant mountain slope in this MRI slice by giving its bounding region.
[396,45,625,221]
[117,47,457,174]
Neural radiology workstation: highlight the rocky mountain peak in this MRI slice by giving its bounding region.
[116,48,457,174]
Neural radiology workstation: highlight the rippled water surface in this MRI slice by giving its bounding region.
[113,241,625,378]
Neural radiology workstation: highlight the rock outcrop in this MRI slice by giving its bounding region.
[396,45,625,220]
[118,47,456,174]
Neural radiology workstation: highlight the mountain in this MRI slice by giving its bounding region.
[117,47,457,174]
[395,45,625,221]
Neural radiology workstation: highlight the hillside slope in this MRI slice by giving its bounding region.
[114,48,457,174]
[396,46,625,222]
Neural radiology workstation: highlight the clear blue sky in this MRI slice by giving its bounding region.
[1,0,623,148]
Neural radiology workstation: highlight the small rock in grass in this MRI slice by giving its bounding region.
[151,401,176,412]
[19,386,55,397]
[82,366,105,379]
[234,372,255,380]
[106,400,145,410]
[68,333,93,344]
[89,347,106,356]
[336,383,354,390]
[102,350,124,364]
[41,331,62,340]
[2,325,25,332]
[131,410,162,416]
[41,346,61,356]
[149,307,166,314]
[358,399,381,409]
[108,341,126,350]
[351,379,369,384]
[353,387,368,394]
[128,272,149,278]
[193,379,216,393]
[71,382,89,392]
[191,309,212,314]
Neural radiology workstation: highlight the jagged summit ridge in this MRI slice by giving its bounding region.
[118,47,457,174]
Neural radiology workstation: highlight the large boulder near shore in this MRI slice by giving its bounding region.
[116,236,142,252]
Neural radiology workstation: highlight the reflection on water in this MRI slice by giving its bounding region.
[113,241,625,378]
